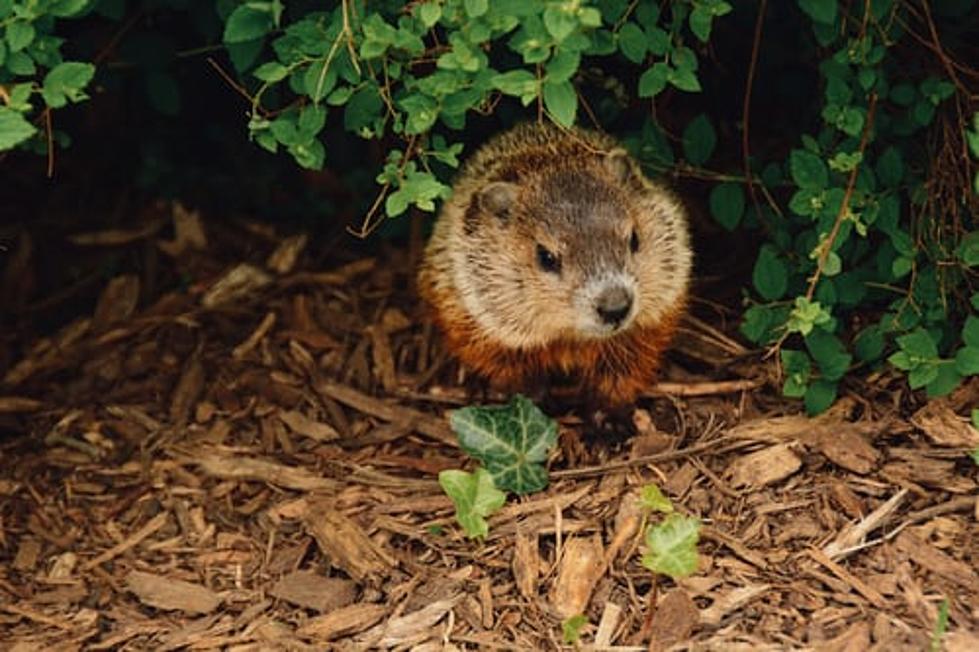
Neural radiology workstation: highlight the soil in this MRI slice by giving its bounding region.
[1,201,977,651]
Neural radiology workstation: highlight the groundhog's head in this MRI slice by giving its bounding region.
[450,146,690,349]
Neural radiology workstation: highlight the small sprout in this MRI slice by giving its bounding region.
[930,598,949,652]
[640,484,674,514]
[438,468,506,540]
[562,614,588,644]
[642,514,701,580]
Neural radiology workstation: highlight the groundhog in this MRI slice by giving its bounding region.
[418,122,691,407]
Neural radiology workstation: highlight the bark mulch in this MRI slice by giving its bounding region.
[1,205,977,651]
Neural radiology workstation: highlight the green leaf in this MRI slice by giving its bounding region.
[753,245,789,301]
[786,297,831,336]
[798,0,837,24]
[957,232,979,267]
[617,22,646,64]
[682,114,716,166]
[638,63,668,98]
[642,515,701,580]
[963,315,979,347]
[438,468,507,540]
[493,69,538,97]
[781,349,811,398]
[543,6,578,41]
[0,106,37,151]
[806,330,852,381]
[41,61,95,108]
[543,79,577,128]
[417,2,441,27]
[708,182,744,231]
[927,370,961,405]
[876,146,903,187]
[6,21,35,52]
[853,325,884,362]
[908,362,939,389]
[449,395,558,494]
[640,485,674,514]
[667,66,701,93]
[545,49,580,83]
[805,379,838,415]
[464,0,488,18]
[223,5,274,44]
[955,346,979,375]
[50,0,92,17]
[562,615,588,644]
[790,149,829,190]
[897,328,938,359]
[253,61,288,82]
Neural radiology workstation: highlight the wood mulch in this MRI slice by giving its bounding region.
[1,203,977,651]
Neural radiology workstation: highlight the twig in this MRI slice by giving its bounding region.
[805,92,879,301]
[741,0,768,224]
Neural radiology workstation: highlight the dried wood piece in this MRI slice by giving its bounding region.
[303,500,397,585]
[201,263,273,308]
[233,311,276,360]
[315,380,456,447]
[277,409,340,442]
[512,528,539,600]
[195,451,338,493]
[297,603,388,641]
[895,531,979,589]
[126,570,221,614]
[268,570,357,612]
[68,218,167,246]
[594,601,622,647]
[700,584,770,627]
[12,537,40,571]
[266,234,308,275]
[815,429,879,474]
[82,512,169,570]
[549,534,605,620]
[726,443,801,488]
[647,589,699,652]
[807,547,887,608]
[0,396,43,413]
[369,326,398,393]
[822,489,908,560]
[817,621,871,652]
[92,275,140,331]
[170,357,205,427]
[910,400,979,448]
[358,596,462,648]
[157,202,207,257]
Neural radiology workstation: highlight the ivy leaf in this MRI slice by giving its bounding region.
[955,346,979,375]
[562,615,588,645]
[790,149,829,190]
[543,79,577,128]
[642,515,701,580]
[253,61,288,82]
[0,106,37,151]
[709,182,744,230]
[806,329,852,381]
[667,66,701,92]
[963,315,979,347]
[42,61,95,108]
[638,63,668,98]
[6,21,35,52]
[543,6,578,41]
[449,395,558,494]
[927,364,962,397]
[897,328,938,359]
[682,114,716,166]
[805,379,838,415]
[781,349,811,398]
[753,244,789,301]
[439,468,506,540]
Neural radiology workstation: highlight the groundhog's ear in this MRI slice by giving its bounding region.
[478,182,518,219]
[604,148,634,183]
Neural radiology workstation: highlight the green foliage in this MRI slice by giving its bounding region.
[929,598,949,652]
[449,394,558,495]
[561,614,588,645]
[641,514,701,580]
[0,0,96,152]
[640,484,674,514]
[438,467,506,540]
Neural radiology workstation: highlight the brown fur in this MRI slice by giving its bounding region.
[418,123,692,407]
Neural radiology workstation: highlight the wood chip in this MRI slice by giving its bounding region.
[726,443,801,488]
[700,583,770,627]
[195,451,338,493]
[0,397,43,413]
[268,570,357,612]
[512,528,539,600]
[92,275,140,331]
[297,603,388,641]
[201,263,273,308]
[815,428,879,474]
[895,531,979,589]
[359,596,462,648]
[549,534,605,620]
[126,570,221,614]
[266,234,308,275]
[910,400,979,448]
[303,500,396,585]
[278,409,340,442]
[648,589,699,652]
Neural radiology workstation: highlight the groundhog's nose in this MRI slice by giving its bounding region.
[596,286,634,327]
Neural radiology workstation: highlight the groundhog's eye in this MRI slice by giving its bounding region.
[629,229,640,253]
[536,244,561,274]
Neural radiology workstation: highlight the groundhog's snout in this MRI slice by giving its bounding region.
[595,285,634,328]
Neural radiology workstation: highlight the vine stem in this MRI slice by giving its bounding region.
[804,92,879,301]
[741,0,767,224]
